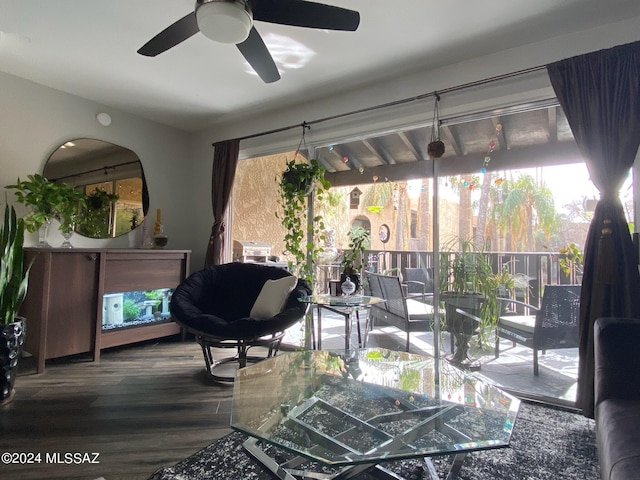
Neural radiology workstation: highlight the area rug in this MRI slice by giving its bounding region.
[148,401,598,480]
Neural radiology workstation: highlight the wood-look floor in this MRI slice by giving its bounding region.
[1,336,237,480]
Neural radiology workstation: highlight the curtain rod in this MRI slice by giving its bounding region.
[234,64,547,143]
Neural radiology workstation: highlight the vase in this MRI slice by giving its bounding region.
[36,220,51,248]
[340,272,361,294]
[0,318,26,406]
[60,231,74,248]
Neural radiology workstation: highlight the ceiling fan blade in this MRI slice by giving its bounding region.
[252,0,360,31]
[236,27,281,83]
[137,12,199,57]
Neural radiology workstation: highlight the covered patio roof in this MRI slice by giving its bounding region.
[320,103,582,187]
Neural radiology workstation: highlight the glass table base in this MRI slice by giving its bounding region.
[243,437,467,480]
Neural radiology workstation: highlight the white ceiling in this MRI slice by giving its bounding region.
[1,0,639,133]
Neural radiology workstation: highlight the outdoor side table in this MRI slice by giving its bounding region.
[299,294,386,350]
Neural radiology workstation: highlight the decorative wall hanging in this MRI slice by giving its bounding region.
[349,187,362,209]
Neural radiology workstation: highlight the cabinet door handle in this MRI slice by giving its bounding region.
[88,254,97,261]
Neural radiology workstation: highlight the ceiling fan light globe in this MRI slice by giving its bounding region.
[196,1,253,44]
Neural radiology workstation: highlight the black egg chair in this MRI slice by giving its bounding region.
[170,262,311,382]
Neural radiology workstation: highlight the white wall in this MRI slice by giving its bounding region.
[0,71,195,264]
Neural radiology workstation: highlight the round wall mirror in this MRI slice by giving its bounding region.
[43,138,149,238]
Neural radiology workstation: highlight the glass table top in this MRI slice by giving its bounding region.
[231,348,520,467]
[299,294,386,307]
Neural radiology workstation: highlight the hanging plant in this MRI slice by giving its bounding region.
[276,157,330,286]
[77,188,119,238]
[427,93,445,159]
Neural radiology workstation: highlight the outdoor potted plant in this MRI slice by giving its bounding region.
[439,237,512,369]
[340,225,371,293]
[6,173,86,247]
[559,242,584,284]
[0,203,31,405]
[276,158,330,286]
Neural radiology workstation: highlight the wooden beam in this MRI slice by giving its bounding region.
[362,138,395,165]
[439,125,464,156]
[492,117,508,151]
[398,131,424,161]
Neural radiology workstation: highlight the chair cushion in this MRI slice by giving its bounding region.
[498,315,536,334]
[250,276,298,320]
[406,298,435,320]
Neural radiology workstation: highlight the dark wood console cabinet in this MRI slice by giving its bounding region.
[20,248,191,373]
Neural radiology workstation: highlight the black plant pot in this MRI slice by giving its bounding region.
[1,317,26,406]
[441,293,483,370]
[282,171,314,195]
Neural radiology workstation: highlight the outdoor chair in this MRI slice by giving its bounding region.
[170,262,311,382]
[402,267,434,302]
[365,272,436,351]
[496,284,581,375]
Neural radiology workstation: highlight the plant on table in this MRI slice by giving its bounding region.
[6,173,87,246]
[340,225,371,291]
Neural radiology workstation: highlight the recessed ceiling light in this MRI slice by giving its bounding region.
[96,112,112,127]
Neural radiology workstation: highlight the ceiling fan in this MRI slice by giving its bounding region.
[137,0,360,83]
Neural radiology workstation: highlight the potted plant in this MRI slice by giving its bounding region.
[439,237,512,369]
[340,225,371,292]
[0,203,31,405]
[559,242,583,284]
[276,158,330,286]
[6,174,86,247]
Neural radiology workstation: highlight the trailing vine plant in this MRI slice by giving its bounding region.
[276,157,330,286]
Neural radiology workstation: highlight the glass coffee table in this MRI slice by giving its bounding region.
[231,348,520,480]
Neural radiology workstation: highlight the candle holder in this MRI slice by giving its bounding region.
[153,225,169,249]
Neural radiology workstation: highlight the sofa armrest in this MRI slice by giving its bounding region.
[594,317,640,408]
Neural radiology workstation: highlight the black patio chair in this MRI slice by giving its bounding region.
[365,272,436,351]
[496,284,581,375]
[403,267,434,302]
[170,262,311,382]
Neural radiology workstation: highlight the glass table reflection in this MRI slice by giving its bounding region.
[231,348,520,480]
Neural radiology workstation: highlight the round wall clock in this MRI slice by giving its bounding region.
[379,224,390,244]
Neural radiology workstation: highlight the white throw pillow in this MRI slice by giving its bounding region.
[250,276,298,320]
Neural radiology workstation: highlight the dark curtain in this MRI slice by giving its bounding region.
[204,139,240,267]
[547,41,640,418]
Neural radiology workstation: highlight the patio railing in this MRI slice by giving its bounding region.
[318,249,580,309]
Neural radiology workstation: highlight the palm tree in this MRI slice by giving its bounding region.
[493,173,557,251]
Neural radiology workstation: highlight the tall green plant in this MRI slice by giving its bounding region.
[276,159,330,285]
[440,236,514,345]
[0,204,31,325]
[341,226,371,274]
